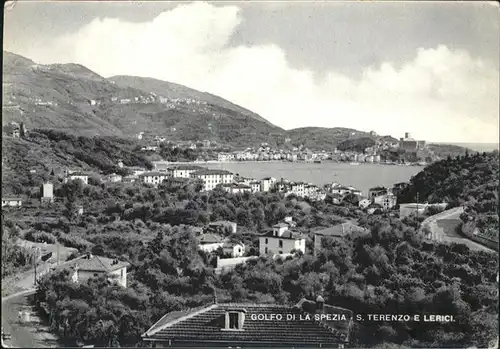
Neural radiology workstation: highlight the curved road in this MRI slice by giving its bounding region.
[2,290,60,348]
[421,207,496,253]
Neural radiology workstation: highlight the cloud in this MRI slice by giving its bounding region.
[27,2,499,143]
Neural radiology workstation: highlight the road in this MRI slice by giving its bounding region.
[2,290,60,348]
[1,240,77,348]
[422,207,495,253]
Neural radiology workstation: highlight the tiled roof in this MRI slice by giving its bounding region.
[272,223,289,228]
[139,171,168,177]
[2,197,22,201]
[54,254,129,272]
[198,234,224,244]
[262,230,305,240]
[313,223,367,237]
[191,169,233,176]
[143,300,353,345]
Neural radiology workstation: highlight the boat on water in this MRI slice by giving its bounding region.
[314,160,322,164]
[349,162,360,166]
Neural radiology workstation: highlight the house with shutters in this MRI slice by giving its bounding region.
[259,223,306,257]
[141,296,353,348]
[52,253,129,288]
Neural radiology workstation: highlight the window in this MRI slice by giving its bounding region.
[265,238,268,244]
[265,247,268,253]
[229,313,239,329]
[279,240,283,248]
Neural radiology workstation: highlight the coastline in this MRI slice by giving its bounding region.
[153,160,422,166]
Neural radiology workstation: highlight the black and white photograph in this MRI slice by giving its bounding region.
[2,1,499,348]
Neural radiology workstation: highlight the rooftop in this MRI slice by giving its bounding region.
[143,299,352,345]
[139,171,168,177]
[54,254,129,273]
[262,230,305,240]
[191,169,233,176]
[2,197,23,201]
[198,234,224,244]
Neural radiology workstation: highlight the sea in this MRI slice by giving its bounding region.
[433,142,499,153]
[154,161,424,196]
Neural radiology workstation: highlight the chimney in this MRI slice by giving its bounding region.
[86,252,93,259]
[316,295,325,311]
[405,132,410,139]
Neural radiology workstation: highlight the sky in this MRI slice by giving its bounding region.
[3,1,499,143]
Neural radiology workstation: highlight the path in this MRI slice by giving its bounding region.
[421,207,495,253]
[1,242,78,348]
[2,291,60,348]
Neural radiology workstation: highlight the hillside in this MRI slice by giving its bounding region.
[2,51,283,146]
[110,75,276,127]
[397,152,499,205]
[284,127,398,151]
[1,129,153,195]
[397,152,499,241]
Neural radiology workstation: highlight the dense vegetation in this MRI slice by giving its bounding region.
[397,152,499,235]
[4,175,493,348]
[2,127,498,348]
[33,201,498,348]
[337,137,376,153]
[1,129,153,195]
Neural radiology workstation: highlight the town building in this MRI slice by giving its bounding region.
[217,153,235,162]
[313,223,368,255]
[139,171,169,186]
[222,242,245,258]
[1,197,23,208]
[53,253,129,288]
[260,177,277,192]
[190,169,234,191]
[373,193,397,211]
[221,183,252,194]
[106,173,122,183]
[249,180,261,193]
[399,132,426,150]
[358,198,371,209]
[142,297,353,348]
[198,234,225,253]
[259,223,306,256]
[166,165,204,178]
[368,186,388,200]
[206,221,238,235]
[40,182,54,203]
[64,172,89,185]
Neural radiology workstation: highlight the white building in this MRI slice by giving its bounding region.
[221,183,252,194]
[1,197,23,207]
[218,153,235,162]
[260,177,277,192]
[259,224,306,256]
[249,180,261,193]
[190,169,234,191]
[374,193,397,211]
[166,165,204,178]
[222,242,245,258]
[54,254,129,288]
[198,234,225,253]
[358,198,371,209]
[40,182,54,203]
[331,186,351,196]
[106,173,123,183]
[139,171,169,186]
[64,172,89,185]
